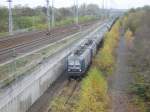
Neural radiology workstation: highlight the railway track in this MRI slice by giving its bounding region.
[64,79,80,105]
[0,21,98,63]
[0,23,88,42]
[0,24,76,42]
[0,28,77,63]
[0,21,96,49]
[48,78,80,112]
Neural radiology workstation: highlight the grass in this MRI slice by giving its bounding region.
[0,32,8,37]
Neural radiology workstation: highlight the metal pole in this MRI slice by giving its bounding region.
[102,0,104,10]
[13,48,16,73]
[102,0,105,20]
[46,0,51,31]
[8,0,13,35]
[52,0,55,27]
[76,0,79,25]
[105,0,109,18]
[107,0,110,18]
[74,0,78,25]
[74,0,76,23]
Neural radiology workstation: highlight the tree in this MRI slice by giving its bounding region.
[0,7,8,32]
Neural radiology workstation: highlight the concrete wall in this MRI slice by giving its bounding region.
[0,48,70,112]
[0,21,111,112]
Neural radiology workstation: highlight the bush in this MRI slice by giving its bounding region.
[125,28,133,48]
[123,7,150,112]
[94,49,115,75]
[50,97,67,112]
[56,17,74,26]
[79,16,97,23]
[34,24,47,30]
[75,68,109,112]
[14,17,33,29]
[93,21,120,75]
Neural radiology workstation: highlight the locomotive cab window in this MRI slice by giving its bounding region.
[68,60,81,66]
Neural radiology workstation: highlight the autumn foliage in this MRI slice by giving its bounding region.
[123,7,150,111]
[93,21,121,75]
[75,68,109,112]
[125,28,133,48]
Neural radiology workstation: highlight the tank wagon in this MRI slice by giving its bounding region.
[66,19,117,78]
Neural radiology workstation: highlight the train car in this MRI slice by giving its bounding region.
[92,33,103,46]
[84,39,97,56]
[67,39,97,77]
[67,45,92,77]
[94,20,115,44]
[92,24,109,46]
[66,19,117,78]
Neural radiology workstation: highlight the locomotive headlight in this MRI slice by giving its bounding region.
[68,69,71,71]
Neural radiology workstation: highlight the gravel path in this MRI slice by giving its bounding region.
[108,36,134,112]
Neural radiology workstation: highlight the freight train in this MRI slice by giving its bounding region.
[66,18,117,78]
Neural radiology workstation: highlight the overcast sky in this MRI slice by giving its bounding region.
[0,0,150,9]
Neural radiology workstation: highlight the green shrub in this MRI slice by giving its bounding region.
[125,28,133,48]
[34,24,47,30]
[50,97,67,112]
[79,16,97,23]
[56,17,74,26]
[93,21,120,75]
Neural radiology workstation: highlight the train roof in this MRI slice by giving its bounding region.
[68,39,94,59]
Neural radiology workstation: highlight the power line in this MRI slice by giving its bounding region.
[7,0,13,35]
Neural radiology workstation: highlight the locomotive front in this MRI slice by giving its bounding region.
[67,55,83,75]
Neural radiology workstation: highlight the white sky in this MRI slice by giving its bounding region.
[0,0,150,9]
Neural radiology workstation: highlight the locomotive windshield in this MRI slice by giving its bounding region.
[67,59,81,72]
[68,60,80,66]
